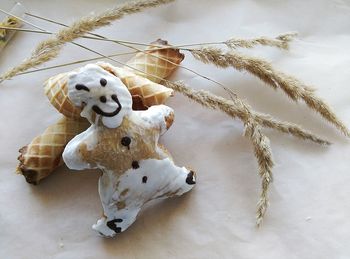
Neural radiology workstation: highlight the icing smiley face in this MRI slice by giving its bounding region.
[68,64,132,128]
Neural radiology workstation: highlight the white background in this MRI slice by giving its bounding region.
[1,0,350,258]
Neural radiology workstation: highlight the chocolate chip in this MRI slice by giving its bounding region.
[186,171,196,185]
[132,161,139,169]
[121,136,131,149]
[100,96,107,103]
[142,176,148,183]
[100,78,107,86]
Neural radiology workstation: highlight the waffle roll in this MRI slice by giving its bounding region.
[17,117,89,184]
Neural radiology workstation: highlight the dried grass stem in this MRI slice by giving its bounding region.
[0,0,175,80]
[165,81,299,225]
[226,32,297,50]
[190,47,349,136]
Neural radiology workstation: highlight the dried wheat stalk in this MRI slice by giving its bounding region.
[0,0,175,81]
[165,80,333,224]
[166,81,275,224]
[244,119,273,226]
[253,112,330,145]
[190,47,349,136]
[167,80,329,144]
[226,32,297,50]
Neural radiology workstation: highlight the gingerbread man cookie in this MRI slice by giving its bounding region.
[62,64,196,237]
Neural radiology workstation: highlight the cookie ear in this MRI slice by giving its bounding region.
[68,70,78,80]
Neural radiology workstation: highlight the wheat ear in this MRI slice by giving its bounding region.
[167,80,329,144]
[190,47,349,137]
[253,112,330,145]
[166,81,274,224]
[0,0,175,81]
[226,32,297,50]
[244,119,274,226]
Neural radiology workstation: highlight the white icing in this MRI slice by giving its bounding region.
[62,63,195,237]
[67,64,132,128]
[135,105,174,135]
[62,124,99,170]
[93,158,195,237]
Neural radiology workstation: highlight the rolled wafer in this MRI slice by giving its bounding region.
[97,62,173,109]
[18,40,184,184]
[44,39,184,117]
[125,39,185,83]
[17,116,89,184]
[44,72,82,119]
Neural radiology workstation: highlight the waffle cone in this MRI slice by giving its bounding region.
[44,72,82,119]
[97,63,173,109]
[17,116,89,184]
[125,39,185,83]
[44,39,184,117]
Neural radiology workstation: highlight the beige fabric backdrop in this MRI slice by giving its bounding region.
[1,0,350,258]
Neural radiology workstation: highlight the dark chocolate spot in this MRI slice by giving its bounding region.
[111,94,118,103]
[75,84,90,92]
[100,78,107,86]
[186,171,196,185]
[142,176,148,183]
[132,161,139,169]
[121,136,131,149]
[106,219,122,233]
[100,96,107,103]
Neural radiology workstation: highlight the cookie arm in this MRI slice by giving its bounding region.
[137,105,174,134]
[62,129,94,170]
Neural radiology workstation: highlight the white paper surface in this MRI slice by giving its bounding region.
[1,0,350,258]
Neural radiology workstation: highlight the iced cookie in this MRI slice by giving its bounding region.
[62,64,195,237]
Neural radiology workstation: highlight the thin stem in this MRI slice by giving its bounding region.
[0,7,122,71]
[16,51,138,76]
[25,12,227,49]
[0,11,169,83]
[1,0,177,81]
[20,12,238,100]
[0,26,51,35]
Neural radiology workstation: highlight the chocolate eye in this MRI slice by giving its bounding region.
[75,84,90,92]
[100,96,107,103]
[111,94,118,102]
[100,78,107,87]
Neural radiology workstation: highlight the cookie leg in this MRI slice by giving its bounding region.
[93,158,196,237]
[122,158,196,200]
[93,209,140,238]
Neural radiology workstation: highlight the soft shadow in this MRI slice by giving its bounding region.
[98,192,195,251]
[28,165,100,207]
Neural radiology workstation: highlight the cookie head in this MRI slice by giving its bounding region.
[68,64,132,128]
